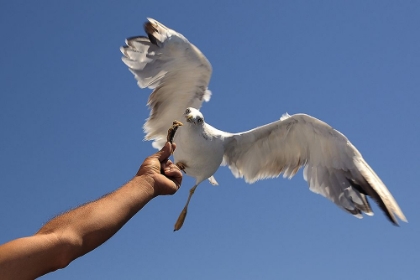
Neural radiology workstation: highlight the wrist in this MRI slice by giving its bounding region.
[132,175,158,198]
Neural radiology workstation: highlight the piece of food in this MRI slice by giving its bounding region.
[167,120,183,143]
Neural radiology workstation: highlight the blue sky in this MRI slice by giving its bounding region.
[1,1,419,279]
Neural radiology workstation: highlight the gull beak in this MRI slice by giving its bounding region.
[186,115,193,123]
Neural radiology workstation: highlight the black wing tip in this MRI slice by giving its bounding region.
[144,21,156,33]
[346,177,400,226]
[386,214,399,226]
[144,22,159,46]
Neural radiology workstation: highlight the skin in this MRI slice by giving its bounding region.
[0,142,182,280]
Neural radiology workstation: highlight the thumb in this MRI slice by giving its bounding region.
[155,142,173,162]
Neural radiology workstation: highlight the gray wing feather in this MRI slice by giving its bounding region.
[222,113,407,224]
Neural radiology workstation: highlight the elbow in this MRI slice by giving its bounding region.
[57,231,84,270]
[36,230,84,271]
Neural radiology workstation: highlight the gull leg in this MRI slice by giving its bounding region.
[174,184,198,231]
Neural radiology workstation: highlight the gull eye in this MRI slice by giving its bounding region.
[185,108,190,114]
[197,118,203,124]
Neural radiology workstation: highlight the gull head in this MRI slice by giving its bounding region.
[184,107,205,126]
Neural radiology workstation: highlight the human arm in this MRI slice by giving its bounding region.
[0,142,182,279]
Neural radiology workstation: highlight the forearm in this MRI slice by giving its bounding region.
[38,175,155,258]
[0,175,155,279]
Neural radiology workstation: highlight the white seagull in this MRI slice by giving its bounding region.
[121,18,407,230]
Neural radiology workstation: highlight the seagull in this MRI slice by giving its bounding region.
[121,18,407,230]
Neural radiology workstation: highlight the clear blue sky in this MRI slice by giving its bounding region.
[1,1,419,279]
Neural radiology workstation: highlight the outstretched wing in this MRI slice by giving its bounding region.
[121,18,212,148]
[222,113,407,225]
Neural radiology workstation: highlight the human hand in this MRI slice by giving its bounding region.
[136,142,182,196]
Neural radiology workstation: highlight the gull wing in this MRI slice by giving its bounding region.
[121,18,212,148]
[222,113,407,225]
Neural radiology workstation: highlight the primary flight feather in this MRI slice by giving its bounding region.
[121,18,407,230]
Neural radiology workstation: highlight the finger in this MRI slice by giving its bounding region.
[163,164,183,178]
[162,161,183,186]
[161,159,173,167]
[160,159,172,170]
[154,142,173,162]
[162,159,180,173]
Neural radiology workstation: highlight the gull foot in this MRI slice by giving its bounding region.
[174,207,188,231]
[173,185,198,231]
[176,162,187,174]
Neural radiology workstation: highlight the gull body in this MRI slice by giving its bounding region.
[173,109,226,186]
[121,18,407,229]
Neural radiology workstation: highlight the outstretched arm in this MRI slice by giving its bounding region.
[0,142,182,280]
